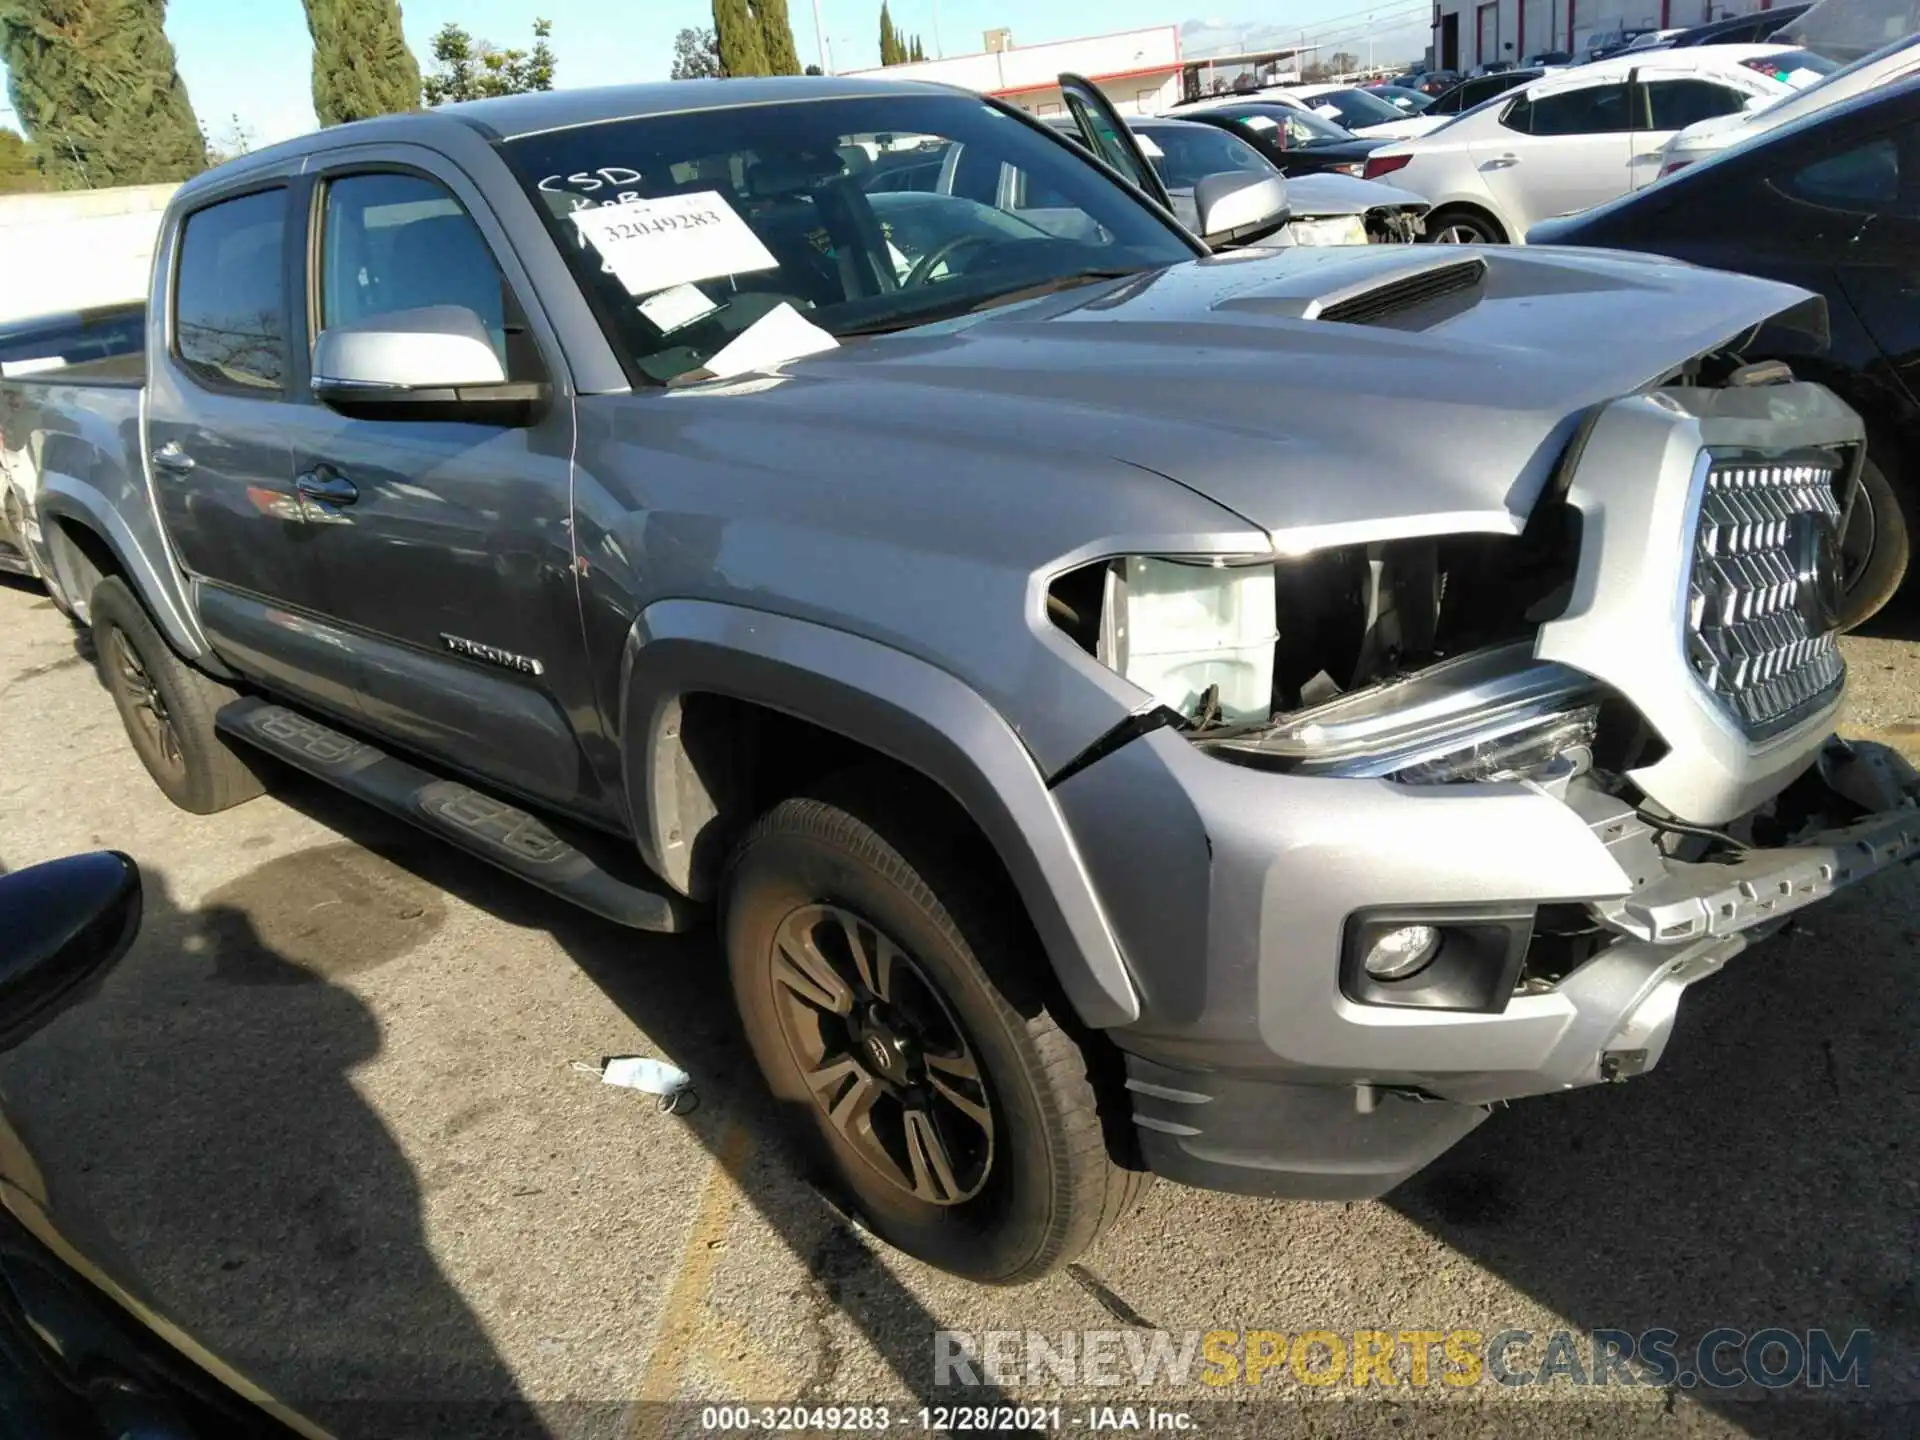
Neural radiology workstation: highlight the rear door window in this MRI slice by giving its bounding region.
[173,189,288,394]
[1643,78,1752,129]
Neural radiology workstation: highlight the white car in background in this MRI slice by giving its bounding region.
[1658,32,1920,176]
[1283,82,1449,138]
[1360,45,1817,243]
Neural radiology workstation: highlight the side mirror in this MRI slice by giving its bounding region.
[0,852,141,1052]
[311,305,547,426]
[1194,171,1291,250]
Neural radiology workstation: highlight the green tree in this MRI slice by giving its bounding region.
[670,25,723,79]
[713,0,767,76]
[302,0,421,126]
[0,0,207,189]
[910,34,924,62]
[878,1,903,65]
[423,17,556,104]
[757,0,801,75]
[0,127,45,191]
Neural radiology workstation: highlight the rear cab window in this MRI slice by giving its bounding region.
[172,189,288,394]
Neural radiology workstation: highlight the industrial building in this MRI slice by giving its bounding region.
[842,26,1307,117]
[1428,0,1784,69]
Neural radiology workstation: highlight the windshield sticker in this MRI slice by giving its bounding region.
[570,190,778,297]
[637,282,720,335]
[1240,115,1279,131]
[1134,132,1165,158]
[704,302,837,379]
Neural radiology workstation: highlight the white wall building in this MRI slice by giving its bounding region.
[1428,0,1778,69]
[844,27,1186,117]
[0,184,177,325]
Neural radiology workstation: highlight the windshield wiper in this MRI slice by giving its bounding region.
[837,268,1147,338]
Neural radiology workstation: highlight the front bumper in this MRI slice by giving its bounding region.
[1052,729,1920,1199]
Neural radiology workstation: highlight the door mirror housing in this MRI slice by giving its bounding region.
[1194,171,1292,249]
[0,852,142,1052]
[311,305,547,426]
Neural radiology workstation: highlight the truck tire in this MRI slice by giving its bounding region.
[1838,448,1913,631]
[723,779,1146,1283]
[88,577,265,815]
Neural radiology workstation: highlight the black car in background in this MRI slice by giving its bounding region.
[1531,73,1920,627]
[1423,68,1543,117]
[1668,3,1810,45]
[1172,101,1383,177]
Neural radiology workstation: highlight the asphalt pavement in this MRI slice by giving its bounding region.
[0,573,1912,1439]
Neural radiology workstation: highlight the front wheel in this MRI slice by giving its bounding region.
[723,781,1145,1283]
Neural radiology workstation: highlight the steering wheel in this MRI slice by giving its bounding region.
[902,233,995,289]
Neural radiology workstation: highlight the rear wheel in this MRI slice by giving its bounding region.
[89,577,265,814]
[1838,448,1914,630]
[1425,206,1506,245]
[723,777,1146,1283]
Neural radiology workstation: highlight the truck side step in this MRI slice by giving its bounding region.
[216,698,694,933]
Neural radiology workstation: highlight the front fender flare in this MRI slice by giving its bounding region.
[619,599,1141,1029]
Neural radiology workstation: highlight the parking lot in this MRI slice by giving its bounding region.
[0,571,1914,1439]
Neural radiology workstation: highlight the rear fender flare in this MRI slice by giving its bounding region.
[37,475,214,664]
[618,599,1141,1029]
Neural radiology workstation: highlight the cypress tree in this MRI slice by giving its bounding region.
[304,0,423,126]
[757,0,801,76]
[714,0,768,77]
[878,1,902,65]
[0,0,207,188]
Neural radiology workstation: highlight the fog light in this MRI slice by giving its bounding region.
[1363,924,1440,980]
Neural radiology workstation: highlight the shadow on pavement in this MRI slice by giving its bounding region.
[59,769,1021,1435]
[0,857,553,1440]
[1389,900,1917,1435]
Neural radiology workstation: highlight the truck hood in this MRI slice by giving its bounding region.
[709,244,1823,545]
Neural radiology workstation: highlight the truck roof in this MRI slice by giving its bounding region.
[175,75,960,203]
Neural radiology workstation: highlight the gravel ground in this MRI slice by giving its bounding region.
[0,574,1913,1440]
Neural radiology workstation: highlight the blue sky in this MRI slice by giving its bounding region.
[2,1,1430,146]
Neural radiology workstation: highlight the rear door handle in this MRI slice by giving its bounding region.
[1480,154,1520,170]
[150,442,195,475]
[295,466,358,506]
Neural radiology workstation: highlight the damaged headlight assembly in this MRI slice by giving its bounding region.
[1049,532,1605,788]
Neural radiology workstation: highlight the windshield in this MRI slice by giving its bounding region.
[1783,0,1920,61]
[1225,104,1354,147]
[497,95,1195,384]
[1135,124,1274,190]
[1746,31,1919,120]
[1302,87,1409,128]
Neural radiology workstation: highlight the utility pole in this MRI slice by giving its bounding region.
[933,0,944,57]
[811,0,832,72]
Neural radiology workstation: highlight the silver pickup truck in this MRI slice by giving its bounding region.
[6,73,1915,1285]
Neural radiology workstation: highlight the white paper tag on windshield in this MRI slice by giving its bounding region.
[637,282,719,335]
[704,303,837,379]
[570,190,778,297]
[1241,114,1279,132]
[1134,132,1165,158]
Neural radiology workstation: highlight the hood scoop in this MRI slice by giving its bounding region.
[1306,254,1488,326]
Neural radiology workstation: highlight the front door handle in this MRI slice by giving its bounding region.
[295,466,359,507]
[150,441,195,475]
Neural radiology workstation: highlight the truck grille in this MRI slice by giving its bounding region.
[1685,450,1849,739]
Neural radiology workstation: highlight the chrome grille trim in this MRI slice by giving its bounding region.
[1685,451,1848,740]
